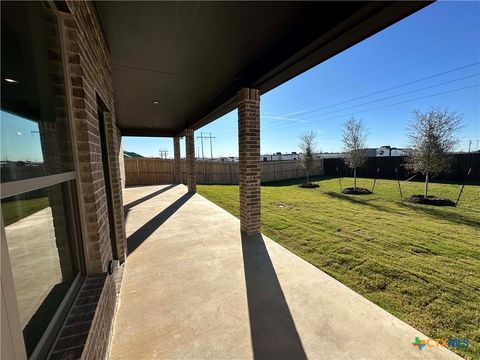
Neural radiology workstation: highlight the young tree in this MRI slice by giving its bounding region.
[299,131,317,184]
[342,117,367,190]
[405,108,462,198]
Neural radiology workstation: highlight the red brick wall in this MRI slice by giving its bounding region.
[173,137,181,184]
[50,2,126,359]
[61,0,125,273]
[185,129,197,193]
[48,273,116,360]
[238,88,261,235]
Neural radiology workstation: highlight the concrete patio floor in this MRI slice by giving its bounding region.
[110,184,460,360]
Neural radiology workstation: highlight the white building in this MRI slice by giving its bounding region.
[261,152,299,161]
[376,146,410,157]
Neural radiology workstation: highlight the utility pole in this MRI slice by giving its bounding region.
[159,148,168,159]
[209,132,215,159]
[200,133,205,160]
[463,139,480,152]
[197,133,215,160]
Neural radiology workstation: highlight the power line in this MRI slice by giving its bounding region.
[279,62,479,120]
[262,84,480,135]
[275,73,478,125]
[218,83,478,139]
[259,72,478,136]
[272,38,478,115]
[325,26,479,90]
[216,68,479,139]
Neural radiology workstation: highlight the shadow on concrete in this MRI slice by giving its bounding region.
[241,233,307,360]
[127,191,194,255]
[124,184,178,215]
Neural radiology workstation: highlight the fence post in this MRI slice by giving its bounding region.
[229,162,233,184]
[273,162,276,181]
[136,158,140,185]
[203,160,207,184]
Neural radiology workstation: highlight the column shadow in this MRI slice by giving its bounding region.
[241,233,307,360]
[127,191,193,255]
[124,184,178,214]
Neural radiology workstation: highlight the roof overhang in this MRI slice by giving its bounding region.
[95,1,432,137]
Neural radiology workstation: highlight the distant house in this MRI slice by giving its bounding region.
[318,149,376,159]
[123,151,144,158]
[376,146,410,157]
[364,148,378,157]
[261,152,299,161]
[218,157,238,162]
[390,148,410,156]
[317,152,345,159]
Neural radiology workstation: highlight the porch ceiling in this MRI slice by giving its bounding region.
[95,1,430,137]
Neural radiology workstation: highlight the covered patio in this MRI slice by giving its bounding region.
[3,2,469,359]
[96,2,459,359]
[110,185,459,359]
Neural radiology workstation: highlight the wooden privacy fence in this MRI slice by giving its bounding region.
[124,158,324,186]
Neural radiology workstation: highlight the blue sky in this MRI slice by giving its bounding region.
[123,1,480,159]
[0,111,43,162]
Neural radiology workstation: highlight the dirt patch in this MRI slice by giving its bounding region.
[299,183,319,189]
[341,187,372,195]
[410,245,436,255]
[406,195,455,207]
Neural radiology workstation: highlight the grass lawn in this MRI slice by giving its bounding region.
[1,197,49,226]
[198,177,480,359]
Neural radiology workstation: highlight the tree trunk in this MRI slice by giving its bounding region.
[353,168,357,190]
[306,171,310,184]
[424,172,429,198]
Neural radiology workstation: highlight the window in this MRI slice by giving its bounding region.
[1,184,81,357]
[1,2,83,358]
[1,1,74,181]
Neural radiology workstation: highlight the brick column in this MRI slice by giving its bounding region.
[238,88,261,235]
[173,136,181,184]
[185,129,196,193]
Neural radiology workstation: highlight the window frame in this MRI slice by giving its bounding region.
[1,172,76,198]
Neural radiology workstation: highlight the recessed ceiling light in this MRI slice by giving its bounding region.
[152,100,160,104]
[5,78,18,84]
